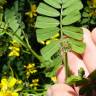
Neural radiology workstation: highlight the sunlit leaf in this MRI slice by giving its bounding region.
[36,27,59,41]
[37,3,60,17]
[43,0,61,9]
[41,40,60,60]
[35,16,59,28]
[62,11,81,25]
[68,38,86,54]
[62,27,83,40]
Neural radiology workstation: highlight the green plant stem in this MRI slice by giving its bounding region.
[62,52,69,80]
[26,38,44,62]
[22,31,44,62]
[8,63,14,77]
[8,57,14,77]
[60,4,69,80]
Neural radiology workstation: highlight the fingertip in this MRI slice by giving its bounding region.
[82,28,96,73]
[82,27,92,45]
[50,84,76,96]
[92,27,96,45]
[56,65,66,83]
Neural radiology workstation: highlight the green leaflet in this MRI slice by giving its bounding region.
[63,1,83,16]
[46,56,62,77]
[4,1,25,47]
[41,40,60,60]
[5,8,19,32]
[36,27,59,42]
[0,22,8,36]
[68,38,86,54]
[43,0,61,9]
[62,0,79,8]
[82,12,89,17]
[70,43,85,54]
[66,75,82,85]
[62,11,81,25]
[62,27,83,40]
[35,16,59,28]
[78,67,85,78]
[62,0,68,4]
[63,26,83,34]
[37,3,60,17]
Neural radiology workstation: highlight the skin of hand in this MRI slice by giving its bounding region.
[47,28,96,96]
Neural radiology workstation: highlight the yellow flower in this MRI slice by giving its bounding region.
[51,33,59,39]
[12,92,19,96]
[16,80,22,84]
[0,91,3,96]
[39,41,45,45]
[29,79,39,90]
[46,39,58,45]
[9,46,20,52]
[0,78,8,91]
[8,40,20,57]
[8,77,17,88]
[0,77,17,90]
[0,77,22,96]
[25,4,37,18]
[51,76,57,83]
[8,50,19,57]
[0,91,19,96]
[39,33,59,45]
[24,63,37,78]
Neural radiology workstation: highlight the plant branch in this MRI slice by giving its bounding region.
[60,4,69,80]
[22,31,44,62]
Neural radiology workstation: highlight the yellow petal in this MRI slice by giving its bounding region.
[46,40,51,45]
[0,92,3,96]
[12,92,19,96]
[39,41,45,45]
[1,78,8,90]
[51,33,59,39]
[51,76,57,83]
[8,51,19,57]
[8,77,17,88]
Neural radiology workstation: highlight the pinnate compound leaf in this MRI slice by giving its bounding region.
[37,3,60,17]
[35,16,59,28]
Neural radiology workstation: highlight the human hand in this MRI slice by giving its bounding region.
[47,28,96,96]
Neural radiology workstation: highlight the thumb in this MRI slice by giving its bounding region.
[92,27,96,45]
[47,84,76,96]
[82,28,96,73]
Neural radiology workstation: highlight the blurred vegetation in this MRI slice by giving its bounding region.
[0,0,96,96]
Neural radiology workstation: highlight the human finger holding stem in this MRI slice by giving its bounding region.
[47,28,96,96]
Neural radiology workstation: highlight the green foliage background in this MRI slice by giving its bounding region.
[0,0,96,96]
